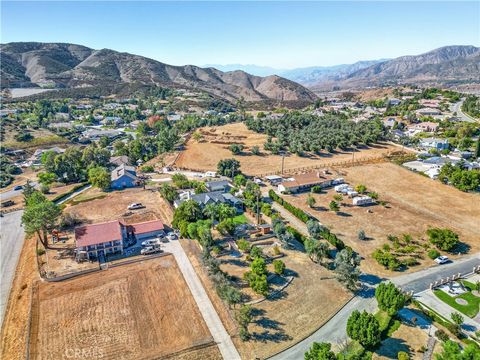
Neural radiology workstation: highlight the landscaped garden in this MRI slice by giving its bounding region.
[434,280,480,318]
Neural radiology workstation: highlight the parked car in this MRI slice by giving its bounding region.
[141,239,160,247]
[435,256,450,264]
[141,246,162,255]
[167,232,177,240]
[13,185,23,191]
[127,203,144,210]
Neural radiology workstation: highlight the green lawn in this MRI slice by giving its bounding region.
[232,213,249,225]
[433,282,480,318]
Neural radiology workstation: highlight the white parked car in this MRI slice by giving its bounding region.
[141,239,159,247]
[141,246,162,255]
[435,256,449,264]
[127,203,144,210]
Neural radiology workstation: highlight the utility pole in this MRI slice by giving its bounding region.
[281,152,285,175]
[256,191,260,225]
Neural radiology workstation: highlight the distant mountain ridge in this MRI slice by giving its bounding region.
[313,45,480,90]
[0,42,317,103]
[208,46,480,91]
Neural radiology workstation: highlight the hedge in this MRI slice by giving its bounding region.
[269,189,345,250]
[269,189,310,223]
[51,182,89,203]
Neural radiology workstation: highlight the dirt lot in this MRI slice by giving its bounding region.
[374,323,429,360]
[181,238,352,359]
[63,187,174,225]
[284,162,480,276]
[174,123,399,176]
[29,255,221,360]
[0,235,38,360]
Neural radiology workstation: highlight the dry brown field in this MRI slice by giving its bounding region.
[374,323,429,360]
[174,123,399,176]
[284,162,480,276]
[63,187,174,225]
[180,238,352,359]
[28,255,221,360]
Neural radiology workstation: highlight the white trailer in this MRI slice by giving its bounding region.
[332,178,344,185]
[352,196,374,206]
[347,190,359,198]
[335,184,349,192]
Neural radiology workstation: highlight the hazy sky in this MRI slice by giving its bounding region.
[2,1,479,68]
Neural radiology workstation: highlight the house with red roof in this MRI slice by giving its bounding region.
[75,219,165,261]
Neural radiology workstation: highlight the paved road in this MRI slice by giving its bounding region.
[270,253,480,359]
[0,210,25,326]
[451,99,477,123]
[0,183,90,327]
[0,181,39,202]
[163,240,240,360]
[392,253,480,293]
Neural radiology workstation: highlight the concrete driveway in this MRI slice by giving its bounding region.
[162,239,240,360]
[0,210,26,326]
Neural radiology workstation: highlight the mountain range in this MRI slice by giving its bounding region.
[1,43,479,103]
[208,46,480,91]
[0,42,317,103]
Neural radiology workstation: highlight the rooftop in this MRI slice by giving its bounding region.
[75,220,122,247]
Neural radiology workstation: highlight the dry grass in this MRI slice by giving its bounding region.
[180,238,352,359]
[0,236,39,360]
[63,187,174,225]
[29,255,220,360]
[284,162,480,276]
[175,123,399,176]
[373,323,429,360]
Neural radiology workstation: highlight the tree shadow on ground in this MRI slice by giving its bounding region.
[453,242,471,255]
[375,337,411,359]
[221,258,248,267]
[336,211,352,217]
[251,308,293,343]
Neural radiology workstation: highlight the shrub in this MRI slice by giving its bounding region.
[273,259,285,275]
[428,249,441,259]
[397,351,409,360]
[141,165,154,173]
[427,228,459,251]
[272,245,281,256]
[236,239,251,252]
[311,185,323,193]
[372,249,401,271]
[36,248,45,256]
[358,229,366,241]
[40,184,50,194]
[435,329,449,342]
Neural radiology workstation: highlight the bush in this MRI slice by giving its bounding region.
[358,230,366,241]
[311,185,323,193]
[141,165,154,173]
[236,239,251,252]
[372,249,401,271]
[36,248,45,256]
[40,184,50,194]
[428,249,441,259]
[427,228,459,251]
[273,259,285,275]
[435,329,449,342]
[397,351,409,360]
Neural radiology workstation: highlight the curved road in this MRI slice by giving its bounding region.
[270,253,480,359]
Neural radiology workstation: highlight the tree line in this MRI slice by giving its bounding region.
[245,113,386,155]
